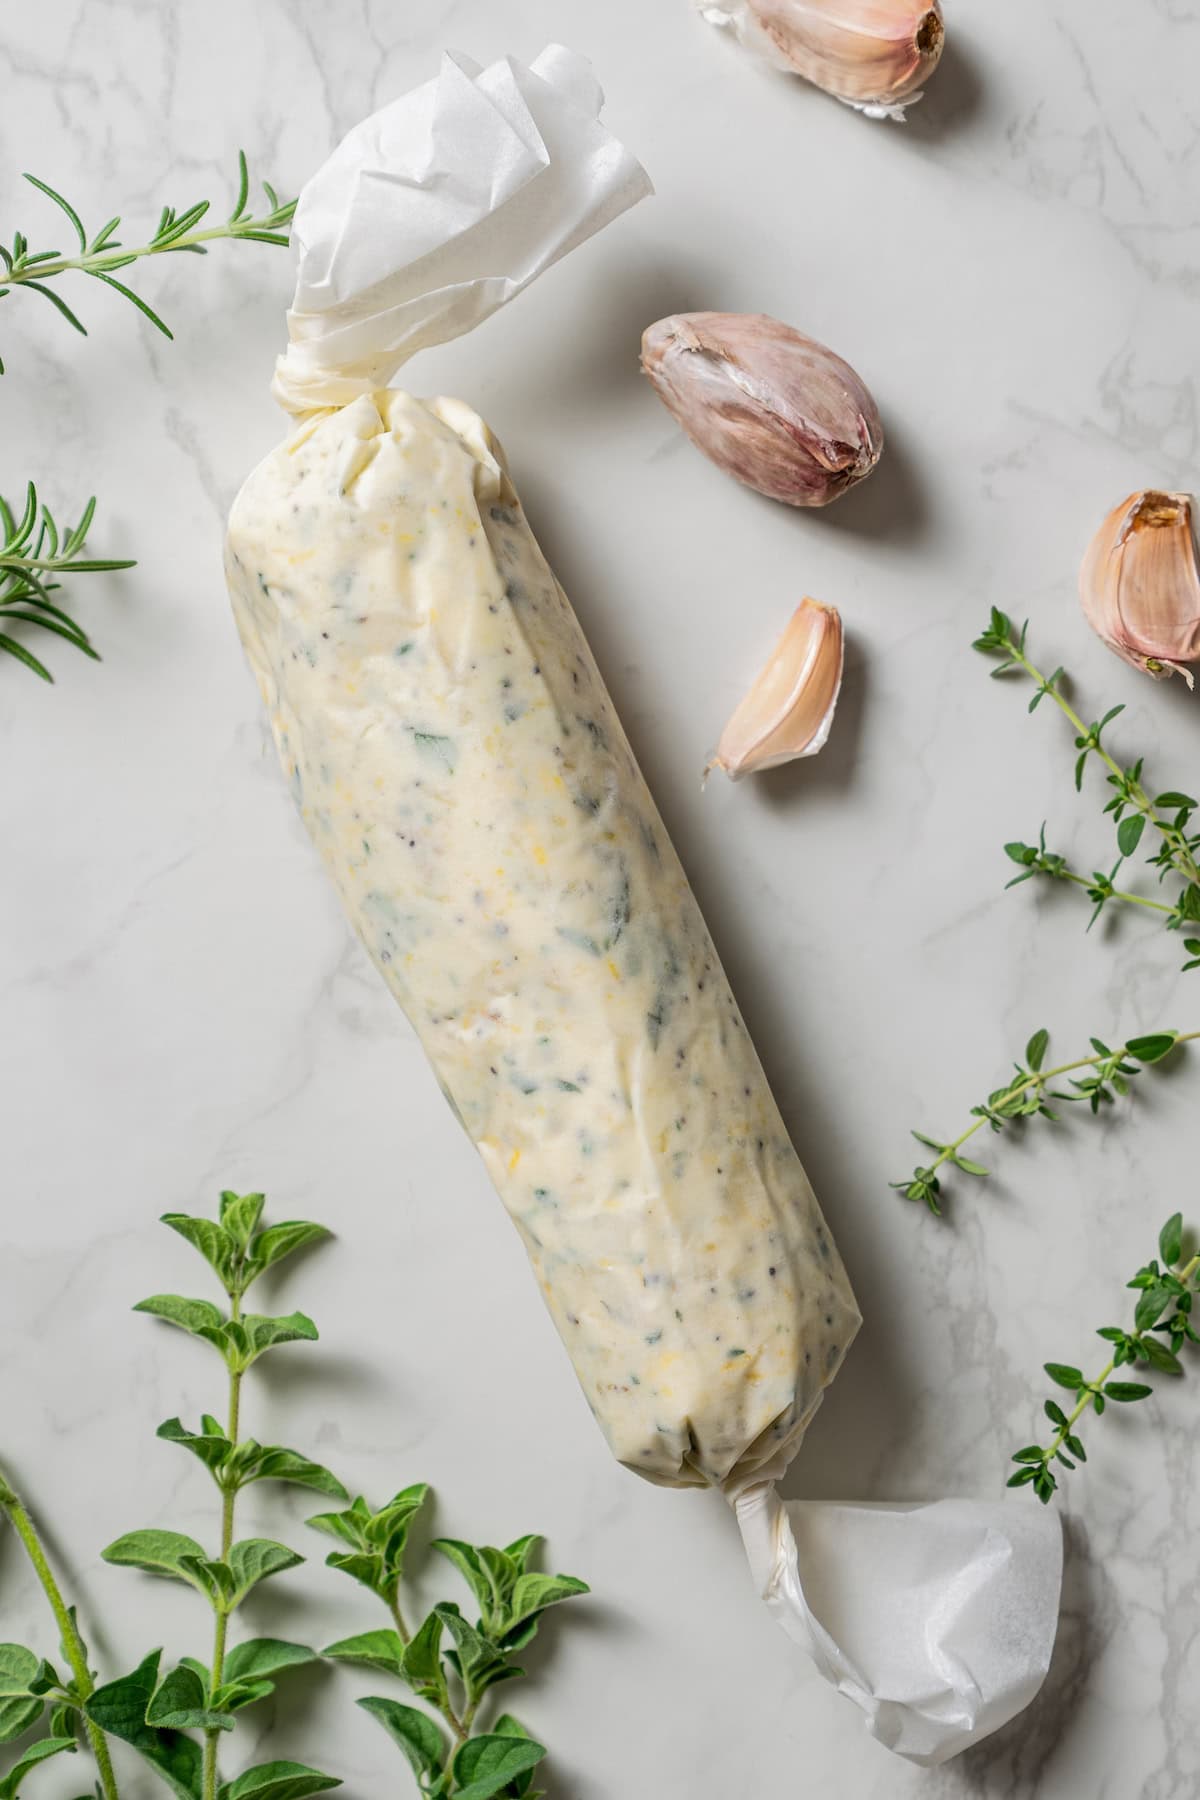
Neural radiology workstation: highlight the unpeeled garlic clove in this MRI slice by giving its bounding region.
[707,598,844,780]
[698,0,945,118]
[642,312,882,508]
[1080,490,1200,687]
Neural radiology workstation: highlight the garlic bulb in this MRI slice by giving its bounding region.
[708,599,844,779]
[698,0,945,118]
[642,312,882,507]
[1080,491,1200,687]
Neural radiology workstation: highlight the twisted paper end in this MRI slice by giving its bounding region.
[733,1484,1063,1765]
[271,46,652,416]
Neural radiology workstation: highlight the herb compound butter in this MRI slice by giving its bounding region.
[226,390,860,1489]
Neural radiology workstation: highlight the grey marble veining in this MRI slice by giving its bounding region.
[2,3,1199,1795]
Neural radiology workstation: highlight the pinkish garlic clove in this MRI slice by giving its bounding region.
[642,312,883,508]
[1080,490,1200,687]
[698,0,945,118]
[707,598,844,780]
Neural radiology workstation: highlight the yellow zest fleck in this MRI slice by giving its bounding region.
[532,844,548,867]
[508,1149,521,1173]
[286,548,317,566]
[607,960,621,982]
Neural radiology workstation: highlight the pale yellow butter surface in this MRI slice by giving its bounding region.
[225,390,860,1488]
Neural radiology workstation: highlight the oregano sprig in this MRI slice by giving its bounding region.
[0,152,295,368]
[0,1190,342,1800]
[893,1027,1198,1214]
[0,1475,119,1799]
[313,1492,588,1798]
[1010,1213,1199,1503]
[975,610,1200,967]
[0,1192,597,1799]
[0,484,134,681]
[98,1191,340,1800]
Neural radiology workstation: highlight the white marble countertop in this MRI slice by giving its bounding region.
[3,3,1199,1796]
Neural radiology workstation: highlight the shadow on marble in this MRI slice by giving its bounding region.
[904,33,989,143]
[252,1347,400,1411]
[801,412,938,551]
[524,247,730,424]
[954,1514,1099,1795]
[1132,668,1200,730]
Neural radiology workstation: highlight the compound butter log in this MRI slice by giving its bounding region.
[225,388,860,1489]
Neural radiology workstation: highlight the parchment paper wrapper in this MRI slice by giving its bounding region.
[272,44,652,413]
[736,1485,1062,1765]
[250,45,1061,1763]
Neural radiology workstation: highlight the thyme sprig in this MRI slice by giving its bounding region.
[0,483,134,681]
[975,610,1200,967]
[1010,1213,1199,1503]
[893,1027,1198,1215]
[0,151,295,369]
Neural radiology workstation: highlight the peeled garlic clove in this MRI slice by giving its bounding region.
[698,0,945,118]
[708,599,844,780]
[1080,491,1200,687]
[642,312,882,508]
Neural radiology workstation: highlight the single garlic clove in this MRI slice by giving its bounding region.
[1080,490,1200,688]
[642,311,883,508]
[708,598,845,780]
[698,0,945,118]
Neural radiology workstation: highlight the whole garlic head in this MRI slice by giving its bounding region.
[698,0,945,118]
[708,598,844,779]
[1080,490,1200,687]
[642,312,883,508]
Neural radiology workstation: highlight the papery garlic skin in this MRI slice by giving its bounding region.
[698,0,945,119]
[1080,491,1200,687]
[642,313,882,508]
[709,599,844,780]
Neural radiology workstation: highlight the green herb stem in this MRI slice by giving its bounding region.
[203,1293,243,1800]
[1,484,133,682]
[1038,1249,1200,1474]
[0,1469,121,1800]
[3,217,288,289]
[1012,1218,1200,1502]
[1052,867,1174,914]
[386,1594,411,1648]
[895,1027,1199,1213]
[0,154,295,373]
[933,1032,1198,1181]
[998,628,1200,891]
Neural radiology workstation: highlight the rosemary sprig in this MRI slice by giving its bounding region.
[1010,1213,1199,1503]
[975,609,1200,967]
[0,151,295,369]
[893,1026,1198,1214]
[0,483,134,681]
